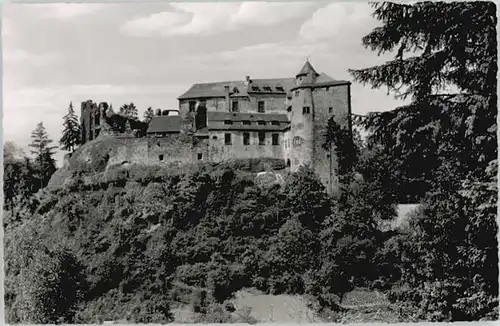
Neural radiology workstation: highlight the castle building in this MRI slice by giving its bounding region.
[147,60,352,192]
[79,61,352,192]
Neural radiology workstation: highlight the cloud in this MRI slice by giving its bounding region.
[27,3,111,19]
[3,49,60,66]
[121,2,316,37]
[299,3,377,42]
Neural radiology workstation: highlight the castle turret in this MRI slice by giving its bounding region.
[287,60,318,171]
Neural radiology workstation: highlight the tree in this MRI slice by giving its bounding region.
[29,122,57,189]
[60,102,81,153]
[15,247,87,323]
[349,1,497,199]
[3,142,37,212]
[119,102,138,119]
[349,2,497,321]
[143,107,154,123]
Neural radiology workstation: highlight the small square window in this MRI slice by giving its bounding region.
[272,133,279,146]
[257,121,266,126]
[242,120,251,125]
[295,90,300,96]
[329,107,333,114]
[225,133,232,145]
[252,86,260,92]
[263,86,272,92]
[258,132,265,145]
[243,132,250,145]
[212,136,217,140]
[232,101,239,112]
[302,107,310,115]
[258,101,265,113]
[197,153,203,160]
[224,120,233,125]
[271,121,280,126]
[159,155,164,161]
[276,86,284,92]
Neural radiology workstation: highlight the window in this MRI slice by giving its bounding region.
[272,133,279,146]
[189,101,196,112]
[258,132,265,145]
[271,121,280,126]
[287,106,292,112]
[286,159,291,167]
[224,120,233,125]
[233,87,239,93]
[212,136,217,140]
[302,106,311,114]
[263,86,272,92]
[197,153,203,160]
[257,121,266,126]
[276,86,284,92]
[329,107,333,114]
[242,120,251,125]
[252,86,260,92]
[258,101,265,113]
[225,133,232,145]
[159,155,164,161]
[232,101,239,112]
[243,132,250,145]
[295,90,300,96]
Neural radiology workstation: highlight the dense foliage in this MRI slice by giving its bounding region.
[350,1,498,321]
[4,158,395,323]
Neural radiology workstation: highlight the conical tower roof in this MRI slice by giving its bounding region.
[296,60,319,77]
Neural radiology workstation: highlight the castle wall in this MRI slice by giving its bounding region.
[289,88,315,170]
[207,130,283,161]
[147,134,196,164]
[311,84,350,192]
[246,94,286,113]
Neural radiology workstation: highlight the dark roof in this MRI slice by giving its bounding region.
[296,60,319,77]
[147,116,181,133]
[291,80,350,91]
[178,81,248,100]
[247,78,296,94]
[207,111,289,122]
[208,123,289,132]
[178,78,296,100]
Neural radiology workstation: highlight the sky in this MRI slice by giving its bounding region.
[3,1,407,165]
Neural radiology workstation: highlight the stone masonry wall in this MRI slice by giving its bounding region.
[312,84,350,193]
[207,130,283,161]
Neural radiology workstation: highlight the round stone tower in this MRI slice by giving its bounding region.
[288,60,319,171]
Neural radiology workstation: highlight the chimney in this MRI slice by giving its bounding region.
[245,75,251,85]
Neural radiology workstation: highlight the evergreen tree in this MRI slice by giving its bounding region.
[119,102,138,119]
[143,107,154,123]
[60,102,81,153]
[349,1,497,198]
[349,2,497,321]
[29,122,57,189]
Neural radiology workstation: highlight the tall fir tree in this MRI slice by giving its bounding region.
[29,122,57,189]
[60,102,81,153]
[349,2,497,321]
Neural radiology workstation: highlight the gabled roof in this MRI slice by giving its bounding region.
[178,81,248,100]
[178,78,296,100]
[147,116,181,133]
[296,60,319,77]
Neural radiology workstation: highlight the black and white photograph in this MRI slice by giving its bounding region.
[2,1,498,323]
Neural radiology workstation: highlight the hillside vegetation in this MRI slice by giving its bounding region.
[5,156,399,323]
